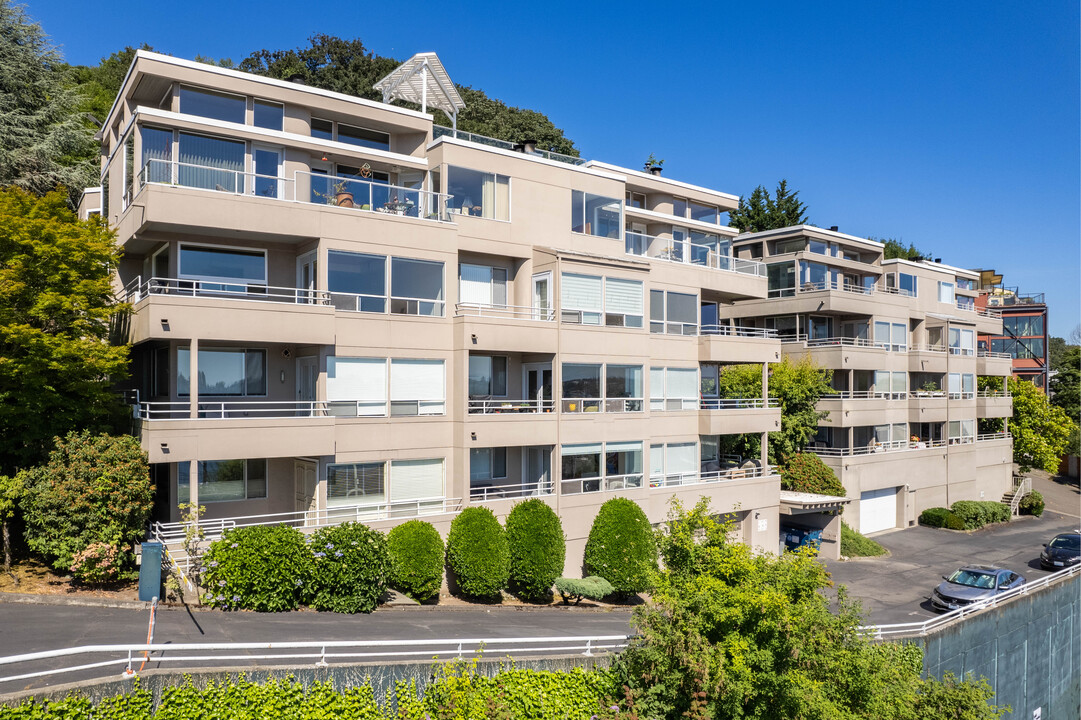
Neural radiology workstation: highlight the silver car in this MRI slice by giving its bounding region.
[930,565,1026,612]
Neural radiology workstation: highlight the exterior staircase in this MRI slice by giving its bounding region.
[1001,475,1032,516]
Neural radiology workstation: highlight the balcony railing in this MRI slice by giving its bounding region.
[911,343,947,353]
[134,398,445,420]
[699,397,780,410]
[561,397,644,413]
[700,325,778,339]
[977,390,1011,398]
[134,160,453,223]
[562,473,644,496]
[123,276,329,305]
[468,398,555,414]
[470,482,553,501]
[977,349,1012,359]
[649,464,772,488]
[433,125,586,165]
[329,291,445,317]
[910,390,947,398]
[626,231,766,277]
[820,391,908,400]
[455,303,555,321]
[812,433,1010,456]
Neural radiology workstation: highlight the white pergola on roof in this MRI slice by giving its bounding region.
[374,52,465,128]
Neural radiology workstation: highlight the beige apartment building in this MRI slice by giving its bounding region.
[727,226,1015,534]
[86,51,806,571]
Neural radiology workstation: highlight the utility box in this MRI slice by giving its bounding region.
[138,541,163,602]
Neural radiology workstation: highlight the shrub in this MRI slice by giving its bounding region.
[781,453,847,497]
[387,520,444,603]
[69,542,121,584]
[950,500,1011,530]
[306,522,389,613]
[203,525,309,611]
[554,576,614,605]
[1019,490,1045,517]
[584,497,657,594]
[920,507,951,527]
[445,506,509,599]
[505,499,565,601]
[840,522,887,557]
[19,431,152,575]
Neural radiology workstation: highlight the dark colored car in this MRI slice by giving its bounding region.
[930,565,1026,612]
[1040,532,1081,570]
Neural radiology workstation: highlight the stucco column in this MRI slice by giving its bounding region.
[188,338,199,420]
[848,426,854,450]
[760,432,768,467]
[761,362,769,402]
[187,459,199,513]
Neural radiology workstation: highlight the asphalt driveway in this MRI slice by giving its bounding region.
[824,510,1079,626]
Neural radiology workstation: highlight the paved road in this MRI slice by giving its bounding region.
[824,510,1079,626]
[0,602,634,694]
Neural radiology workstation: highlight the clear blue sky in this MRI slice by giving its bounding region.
[30,0,1080,337]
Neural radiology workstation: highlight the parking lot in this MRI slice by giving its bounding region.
[823,510,1079,626]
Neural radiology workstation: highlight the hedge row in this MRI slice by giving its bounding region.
[919,500,1012,531]
[202,496,660,610]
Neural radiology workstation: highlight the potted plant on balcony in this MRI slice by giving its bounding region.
[333,180,354,208]
[644,153,664,175]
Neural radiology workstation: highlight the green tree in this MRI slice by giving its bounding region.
[1049,346,1080,422]
[238,35,578,155]
[19,431,152,574]
[1007,376,1076,473]
[1047,336,1069,370]
[728,179,808,232]
[877,237,931,261]
[609,498,1007,720]
[63,45,151,127]
[0,188,130,475]
[0,0,96,203]
[0,473,22,579]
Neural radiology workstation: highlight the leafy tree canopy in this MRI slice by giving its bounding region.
[1048,336,1069,370]
[728,179,808,233]
[0,0,96,204]
[1048,345,1080,426]
[62,45,151,127]
[0,188,129,475]
[876,237,931,261]
[237,35,578,155]
[1007,376,1076,473]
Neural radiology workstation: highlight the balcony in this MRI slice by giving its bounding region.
[976,390,1012,418]
[134,397,445,421]
[699,325,782,364]
[909,343,948,373]
[698,398,781,434]
[464,399,558,447]
[453,303,557,353]
[625,232,765,278]
[976,349,1014,376]
[122,277,336,345]
[561,398,643,413]
[432,125,586,166]
[782,336,890,370]
[818,391,909,426]
[561,464,774,497]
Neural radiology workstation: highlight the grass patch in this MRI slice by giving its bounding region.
[840,522,888,557]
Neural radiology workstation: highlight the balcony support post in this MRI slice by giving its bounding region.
[761,362,768,403]
[189,338,199,420]
[760,432,768,467]
[188,459,199,512]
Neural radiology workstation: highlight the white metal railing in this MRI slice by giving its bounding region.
[650,320,699,336]
[455,303,555,321]
[976,432,1011,442]
[432,125,586,165]
[977,349,1012,359]
[819,391,908,400]
[948,346,975,356]
[0,634,630,687]
[329,290,445,317]
[975,307,1001,318]
[649,464,772,488]
[946,392,976,400]
[468,398,555,414]
[298,170,451,222]
[138,159,295,200]
[470,482,553,501]
[806,336,883,349]
[699,397,779,410]
[911,390,947,398]
[977,390,1011,398]
[124,276,329,305]
[700,325,779,339]
[561,473,645,495]
[912,343,948,353]
[1009,475,1031,516]
[813,439,949,456]
[862,565,1079,639]
[134,399,445,421]
[627,233,766,277]
[560,397,644,413]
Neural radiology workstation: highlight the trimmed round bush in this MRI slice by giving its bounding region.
[446,506,509,599]
[506,499,566,602]
[781,453,847,497]
[203,525,309,611]
[306,522,389,613]
[919,507,967,530]
[584,498,657,595]
[1019,491,1045,517]
[387,520,444,603]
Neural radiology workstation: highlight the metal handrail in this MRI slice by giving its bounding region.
[649,465,772,488]
[0,634,630,686]
[911,343,948,353]
[1009,475,1031,516]
[295,170,452,222]
[561,473,645,495]
[700,325,779,339]
[699,397,779,410]
[813,439,950,456]
[820,391,908,400]
[468,398,555,414]
[432,125,586,165]
[135,399,449,420]
[862,565,1079,639]
[137,159,295,200]
[977,349,1012,359]
[454,302,555,321]
[470,482,553,501]
[976,390,1012,398]
[126,276,330,305]
[560,397,644,413]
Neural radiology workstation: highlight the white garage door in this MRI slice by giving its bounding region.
[859,487,898,534]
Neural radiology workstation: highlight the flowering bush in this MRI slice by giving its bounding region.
[306,522,389,613]
[69,542,121,584]
[203,525,309,611]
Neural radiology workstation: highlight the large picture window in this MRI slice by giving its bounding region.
[447,166,510,220]
[177,132,245,192]
[179,245,266,287]
[338,123,390,151]
[562,363,602,412]
[605,365,643,412]
[141,127,173,184]
[470,448,507,483]
[328,250,386,312]
[253,100,284,131]
[179,86,245,124]
[767,261,796,298]
[650,290,697,335]
[177,347,266,396]
[327,462,385,506]
[178,458,267,503]
[938,281,955,304]
[391,258,445,316]
[459,264,508,307]
[571,190,621,238]
[469,355,508,397]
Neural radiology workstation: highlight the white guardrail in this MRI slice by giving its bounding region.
[860,564,1080,639]
[0,635,629,687]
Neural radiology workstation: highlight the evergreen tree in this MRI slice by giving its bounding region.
[878,237,931,261]
[1049,346,1080,423]
[0,0,96,203]
[728,179,808,232]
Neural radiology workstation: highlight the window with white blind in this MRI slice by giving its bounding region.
[604,278,644,328]
[891,323,907,351]
[665,368,699,410]
[649,367,665,410]
[459,263,508,308]
[649,442,697,484]
[390,458,444,501]
[873,371,907,399]
[390,359,445,415]
[326,357,387,416]
[327,462,386,506]
[938,281,955,304]
[948,419,975,443]
[561,273,603,324]
[948,327,975,355]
